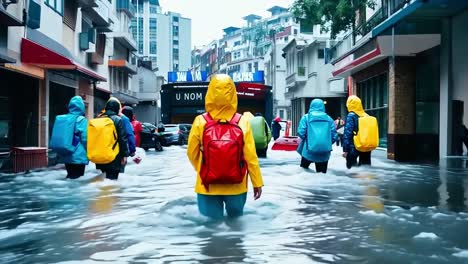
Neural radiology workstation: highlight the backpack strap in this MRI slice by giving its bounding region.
[229,113,242,125]
[202,112,213,123]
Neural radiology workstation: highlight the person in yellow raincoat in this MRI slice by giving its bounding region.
[342,95,372,168]
[187,74,264,219]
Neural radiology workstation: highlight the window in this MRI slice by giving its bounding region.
[137,2,143,13]
[356,73,388,147]
[63,0,77,28]
[233,52,241,60]
[173,25,179,36]
[46,0,64,15]
[138,41,143,54]
[149,18,157,39]
[279,110,285,119]
[318,49,325,59]
[234,41,241,47]
[173,16,179,22]
[294,29,298,35]
[173,40,179,45]
[150,6,158,14]
[254,62,258,72]
[150,41,157,54]
[247,63,252,72]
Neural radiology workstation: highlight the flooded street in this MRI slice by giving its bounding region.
[1,146,468,263]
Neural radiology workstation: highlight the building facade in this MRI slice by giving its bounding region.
[131,4,191,76]
[283,36,346,135]
[0,0,140,171]
[330,0,468,161]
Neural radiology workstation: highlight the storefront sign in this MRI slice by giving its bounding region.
[168,70,208,82]
[171,89,207,106]
[236,82,267,100]
[230,71,264,83]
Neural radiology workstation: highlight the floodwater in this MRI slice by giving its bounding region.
[0,145,467,263]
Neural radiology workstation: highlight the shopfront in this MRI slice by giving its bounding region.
[161,71,272,124]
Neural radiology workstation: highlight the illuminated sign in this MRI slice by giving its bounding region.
[168,71,208,82]
[230,71,264,83]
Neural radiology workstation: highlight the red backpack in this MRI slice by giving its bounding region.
[200,112,247,190]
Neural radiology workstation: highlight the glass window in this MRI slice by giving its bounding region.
[173,16,179,22]
[150,41,157,54]
[318,49,325,59]
[138,41,143,54]
[356,72,389,148]
[46,0,63,15]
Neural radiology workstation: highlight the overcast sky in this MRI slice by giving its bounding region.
[158,0,295,47]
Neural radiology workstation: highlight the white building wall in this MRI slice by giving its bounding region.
[179,17,192,72]
[156,13,170,76]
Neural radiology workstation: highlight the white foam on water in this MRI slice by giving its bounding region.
[431,213,453,219]
[0,228,34,240]
[359,210,390,218]
[453,250,468,258]
[413,232,439,240]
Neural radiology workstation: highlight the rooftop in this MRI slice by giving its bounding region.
[267,6,288,14]
[243,14,262,21]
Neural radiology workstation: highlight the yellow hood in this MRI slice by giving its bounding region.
[346,95,366,116]
[205,74,238,121]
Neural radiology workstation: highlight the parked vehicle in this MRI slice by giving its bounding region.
[160,124,191,146]
[140,123,163,151]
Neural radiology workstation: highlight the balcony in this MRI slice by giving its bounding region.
[354,8,388,43]
[286,66,307,87]
[82,0,111,30]
[116,0,136,18]
[108,58,137,75]
[76,0,98,8]
[109,31,137,51]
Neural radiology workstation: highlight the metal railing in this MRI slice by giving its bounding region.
[354,8,388,41]
[116,0,135,17]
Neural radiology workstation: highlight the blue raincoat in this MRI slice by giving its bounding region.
[297,99,337,162]
[121,115,136,154]
[61,96,88,165]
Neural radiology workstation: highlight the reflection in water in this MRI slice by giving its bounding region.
[438,166,467,212]
[89,185,119,214]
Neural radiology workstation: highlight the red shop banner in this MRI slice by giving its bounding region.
[236,82,267,100]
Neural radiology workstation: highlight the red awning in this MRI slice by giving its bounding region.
[21,38,106,82]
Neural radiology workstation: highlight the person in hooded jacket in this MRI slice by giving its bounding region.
[187,74,264,219]
[96,98,129,180]
[61,96,88,179]
[342,95,372,168]
[122,106,143,148]
[271,117,282,141]
[297,99,337,173]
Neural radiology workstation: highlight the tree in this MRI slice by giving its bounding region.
[291,0,377,39]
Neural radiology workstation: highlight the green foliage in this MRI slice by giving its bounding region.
[291,0,377,38]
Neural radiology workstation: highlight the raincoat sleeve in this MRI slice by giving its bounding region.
[329,118,338,144]
[187,115,203,172]
[242,119,263,188]
[123,118,136,154]
[343,113,357,153]
[76,116,88,150]
[116,118,129,157]
[135,121,143,134]
[297,115,307,140]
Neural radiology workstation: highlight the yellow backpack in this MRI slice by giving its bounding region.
[87,117,119,164]
[353,114,379,152]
